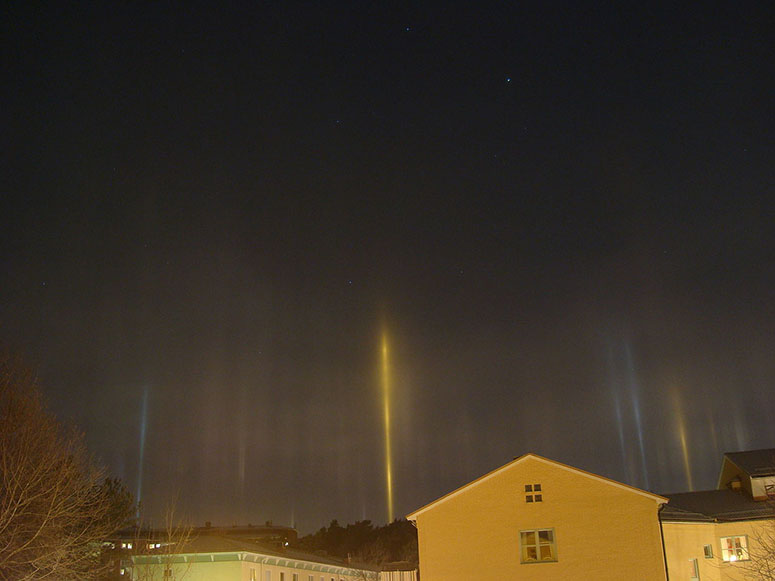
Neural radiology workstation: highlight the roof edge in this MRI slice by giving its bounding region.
[407,453,667,521]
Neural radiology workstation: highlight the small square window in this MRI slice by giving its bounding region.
[534,494,543,502]
[525,484,533,492]
[534,484,542,492]
[526,495,534,502]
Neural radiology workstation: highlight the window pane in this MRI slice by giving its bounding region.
[539,530,553,543]
[525,546,537,561]
[526,495,533,502]
[525,484,533,492]
[522,531,536,544]
[534,484,541,491]
[535,494,543,502]
[540,545,554,560]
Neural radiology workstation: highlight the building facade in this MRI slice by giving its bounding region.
[407,453,668,580]
[128,534,416,581]
[661,449,775,581]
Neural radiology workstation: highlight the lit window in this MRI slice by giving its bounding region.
[689,558,699,580]
[703,544,713,559]
[520,529,557,563]
[121,542,127,549]
[251,569,257,581]
[720,536,749,562]
[127,543,133,550]
[119,568,125,576]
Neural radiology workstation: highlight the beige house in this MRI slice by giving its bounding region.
[661,449,775,581]
[129,534,416,581]
[407,453,668,580]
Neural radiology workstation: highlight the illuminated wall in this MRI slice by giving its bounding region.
[662,520,772,581]
[408,454,667,580]
[130,552,379,581]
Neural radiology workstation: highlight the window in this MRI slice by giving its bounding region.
[720,536,749,562]
[250,570,257,581]
[519,529,557,563]
[266,572,272,581]
[525,483,543,502]
[689,558,699,580]
[703,544,713,559]
[280,574,285,581]
[293,575,298,581]
[163,570,173,578]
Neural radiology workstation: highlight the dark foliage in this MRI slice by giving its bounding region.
[298,519,417,567]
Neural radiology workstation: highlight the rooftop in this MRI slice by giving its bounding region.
[725,448,775,477]
[660,489,775,523]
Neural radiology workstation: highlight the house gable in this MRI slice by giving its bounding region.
[407,453,665,521]
[407,453,667,580]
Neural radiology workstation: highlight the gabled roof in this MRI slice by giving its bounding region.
[660,489,775,523]
[406,453,667,521]
[723,449,775,478]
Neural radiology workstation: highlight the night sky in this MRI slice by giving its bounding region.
[2,2,774,533]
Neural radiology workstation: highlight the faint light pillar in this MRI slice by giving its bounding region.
[380,329,394,523]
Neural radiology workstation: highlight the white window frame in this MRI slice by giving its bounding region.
[689,558,699,580]
[720,535,749,562]
[519,528,557,563]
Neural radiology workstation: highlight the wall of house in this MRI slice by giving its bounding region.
[662,520,772,581]
[131,559,241,580]
[414,457,666,580]
[717,460,753,498]
[131,556,375,581]
[751,476,775,500]
[662,522,722,581]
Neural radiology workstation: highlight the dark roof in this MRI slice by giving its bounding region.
[660,489,775,523]
[725,449,775,477]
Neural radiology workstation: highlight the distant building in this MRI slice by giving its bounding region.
[103,522,298,579]
[661,448,775,580]
[407,453,668,580]
[122,530,416,581]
